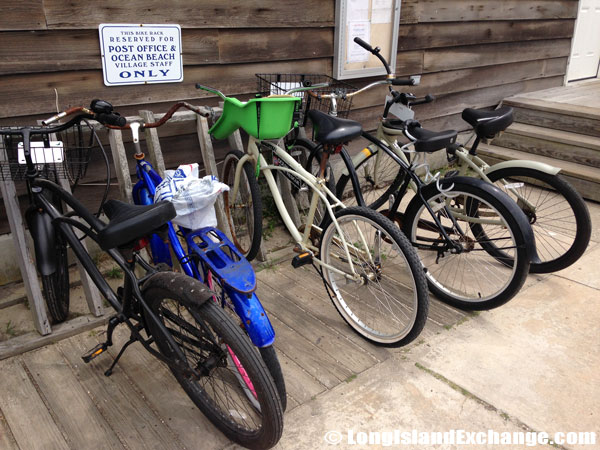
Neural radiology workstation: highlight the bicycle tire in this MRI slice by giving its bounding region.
[259,346,287,412]
[222,150,263,262]
[335,147,404,210]
[208,274,287,412]
[484,167,591,273]
[41,231,70,323]
[319,206,429,347]
[402,177,531,310]
[143,273,283,449]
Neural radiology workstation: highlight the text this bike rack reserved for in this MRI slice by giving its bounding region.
[99,23,183,86]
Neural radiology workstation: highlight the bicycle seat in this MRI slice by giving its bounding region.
[97,200,176,250]
[405,122,458,152]
[307,110,362,145]
[462,106,513,139]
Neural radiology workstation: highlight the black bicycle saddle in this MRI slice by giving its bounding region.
[307,110,362,145]
[97,199,176,250]
[462,106,514,139]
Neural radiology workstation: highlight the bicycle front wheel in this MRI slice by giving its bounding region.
[485,167,591,273]
[143,273,283,449]
[402,177,531,310]
[207,272,287,412]
[319,206,429,347]
[222,149,263,261]
[41,231,70,323]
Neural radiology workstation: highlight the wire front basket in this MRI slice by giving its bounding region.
[0,120,95,182]
[256,74,357,126]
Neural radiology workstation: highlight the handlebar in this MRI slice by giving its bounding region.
[353,37,393,75]
[43,100,212,132]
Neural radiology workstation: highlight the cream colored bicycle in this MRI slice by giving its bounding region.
[195,83,429,347]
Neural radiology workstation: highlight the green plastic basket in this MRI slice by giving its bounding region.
[210,96,301,140]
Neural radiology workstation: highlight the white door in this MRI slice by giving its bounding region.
[568,0,600,81]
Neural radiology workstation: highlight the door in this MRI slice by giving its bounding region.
[568,0,600,81]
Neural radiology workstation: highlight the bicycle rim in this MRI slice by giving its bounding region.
[485,168,591,273]
[320,208,422,344]
[222,150,262,260]
[409,191,519,303]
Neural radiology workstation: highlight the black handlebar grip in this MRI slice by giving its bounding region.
[411,94,436,106]
[97,112,126,127]
[392,78,416,86]
[353,37,373,52]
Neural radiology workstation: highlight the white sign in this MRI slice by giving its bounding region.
[347,21,370,63]
[372,0,393,23]
[99,24,183,86]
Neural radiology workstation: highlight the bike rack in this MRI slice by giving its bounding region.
[105,106,267,261]
[0,104,267,339]
[0,128,105,338]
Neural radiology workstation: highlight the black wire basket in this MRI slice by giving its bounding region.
[256,74,357,126]
[0,120,95,182]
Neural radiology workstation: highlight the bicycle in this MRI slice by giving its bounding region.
[105,104,287,410]
[1,101,284,449]
[196,83,430,347]
[283,38,539,310]
[339,90,592,275]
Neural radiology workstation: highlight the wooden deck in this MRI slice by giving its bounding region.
[508,78,600,111]
[0,258,468,450]
[482,79,600,202]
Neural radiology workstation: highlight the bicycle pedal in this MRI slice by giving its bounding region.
[81,343,109,363]
[292,252,312,268]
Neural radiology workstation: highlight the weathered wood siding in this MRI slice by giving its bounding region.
[0,0,578,233]
[0,0,576,126]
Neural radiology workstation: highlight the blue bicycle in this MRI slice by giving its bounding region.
[109,103,287,411]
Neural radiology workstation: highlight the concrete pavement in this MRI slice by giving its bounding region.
[258,203,600,450]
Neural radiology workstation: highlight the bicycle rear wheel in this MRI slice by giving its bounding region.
[143,273,283,449]
[484,167,591,273]
[222,150,263,262]
[402,177,531,310]
[319,206,429,347]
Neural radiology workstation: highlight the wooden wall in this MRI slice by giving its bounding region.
[0,0,578,233]
[0,0,577,127]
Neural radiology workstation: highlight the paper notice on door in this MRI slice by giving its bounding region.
[372,0,393,24]
[347,21,371,63]
[347,0,369,22]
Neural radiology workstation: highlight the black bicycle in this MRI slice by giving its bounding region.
[0,101,283,450]
[283,39,539,310]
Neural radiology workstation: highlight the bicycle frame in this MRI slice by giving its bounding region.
[31,178,200,374]
[338,124,513,228]
[348,120,561,220]
[230,135,379,282]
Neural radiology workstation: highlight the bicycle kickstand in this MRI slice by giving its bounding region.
[103,335,136,377]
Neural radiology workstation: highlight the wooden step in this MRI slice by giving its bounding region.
[477,143,600,203]
[503,97,600,137]
[492,122,600,168]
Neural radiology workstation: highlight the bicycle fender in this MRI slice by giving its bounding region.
[485,160,560,177]
[404,176,540,264]
[227,290,275,348]
[25,206,57,276]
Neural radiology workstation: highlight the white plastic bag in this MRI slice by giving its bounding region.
[154,163,229,229]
